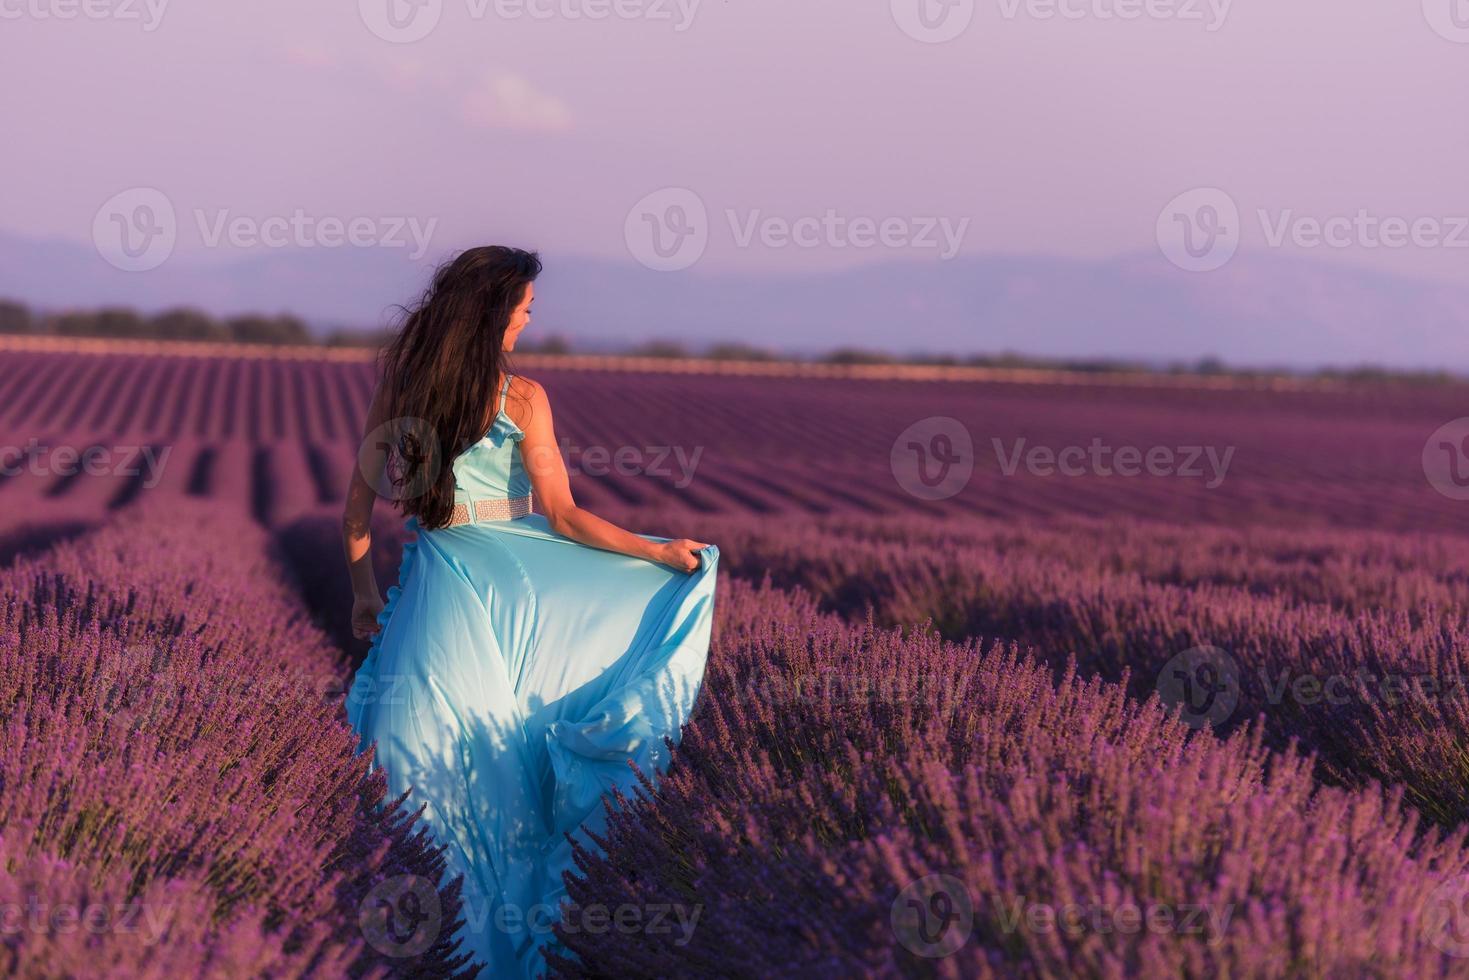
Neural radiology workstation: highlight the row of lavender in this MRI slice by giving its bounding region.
[0,503,474,977]
[9,342,1469,974]
[268,506,1469,976]
[3,349,1468,536]
[614,506,1469,829]
[554,577,1469,977]
[7,499,1469,975]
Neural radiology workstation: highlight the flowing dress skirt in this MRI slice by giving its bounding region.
[345,513,719,978]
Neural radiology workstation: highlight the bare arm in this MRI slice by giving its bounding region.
[344,379,390,636]
[516,377,708,573]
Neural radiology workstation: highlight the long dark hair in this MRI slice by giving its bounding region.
[379,245,542,528]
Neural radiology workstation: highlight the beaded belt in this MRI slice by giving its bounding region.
[445,494,533,526]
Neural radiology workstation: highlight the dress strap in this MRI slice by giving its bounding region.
[497,372,513,418]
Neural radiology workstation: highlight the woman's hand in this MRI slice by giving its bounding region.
[351,594,386,639]
[655,539,711,574]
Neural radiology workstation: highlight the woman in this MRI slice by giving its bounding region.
[341,246,718,977]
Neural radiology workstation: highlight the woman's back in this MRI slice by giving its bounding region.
[448,372,533,513]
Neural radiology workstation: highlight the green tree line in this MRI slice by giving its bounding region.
[0,298,1457,384]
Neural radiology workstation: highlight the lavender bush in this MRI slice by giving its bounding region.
[8,346,1469,977]
[4,347,1467,535]
[0,501,476,978]
[607,509,1469,828]
[264,501,1469,976]
[545,578,1469,978]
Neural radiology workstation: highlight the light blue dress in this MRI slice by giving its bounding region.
[345,373,719,978]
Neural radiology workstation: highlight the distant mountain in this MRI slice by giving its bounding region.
[1,230,1465,371]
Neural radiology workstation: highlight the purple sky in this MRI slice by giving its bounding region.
[4,1,1469,367]
[3,2,1464,271]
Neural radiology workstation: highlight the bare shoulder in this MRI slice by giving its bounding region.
[510,373,544,396]
[509,374,546,405]
[505,373,549,432]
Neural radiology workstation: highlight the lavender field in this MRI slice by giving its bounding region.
[6,342,1469,977]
